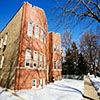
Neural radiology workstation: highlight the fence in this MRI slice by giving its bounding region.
[62,75,84,80]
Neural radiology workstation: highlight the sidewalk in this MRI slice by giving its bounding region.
[83,76,99,100]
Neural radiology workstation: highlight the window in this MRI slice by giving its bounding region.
[44,31,46,44]
[35,24,39,39]
[44,55,46,69]
[27,21,33,36]
[54,42,56,51]
[0,38,3,48]
[54,60,56,69]
[32,79,37,88]
[57,43,59,52]
[33,51,38,68]
[25,49,31,67]
[43,78,45,87]
[58,61,60,69]
[4,33,8,46]
[39,79,42,87]
[41,28,43,42]
[40,53,42,68]
[0,55,4,69]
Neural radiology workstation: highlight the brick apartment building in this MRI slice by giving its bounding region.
[0,2,62,90]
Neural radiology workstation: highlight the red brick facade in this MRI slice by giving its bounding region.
[0,2,62,90]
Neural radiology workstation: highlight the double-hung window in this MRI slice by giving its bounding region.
[4,33,8,46]
[27,21,33,36]
[40,53,42,68]
[57,43,59,52]
[39,79,42,87]
[35,24,39,39]
[54,60,56,69]
[0,55,4,69]
[44,55,46,69]
[0,38,3,48]
[54,42,56,51]
[25,49,31,67]
[33,51,38,68]
[41,28,43,42]
[58,61,60,69]
[44,31,46,44]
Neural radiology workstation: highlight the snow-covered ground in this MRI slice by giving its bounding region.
[0,79,84,100]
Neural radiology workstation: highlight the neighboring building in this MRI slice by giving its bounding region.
[0,2,62,90]
[49,32,62,81]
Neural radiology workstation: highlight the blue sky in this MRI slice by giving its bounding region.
[0,0,98,44]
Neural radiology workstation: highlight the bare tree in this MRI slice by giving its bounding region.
[62,29,72,50]
[80,31,100,77]
[51,0,100,31]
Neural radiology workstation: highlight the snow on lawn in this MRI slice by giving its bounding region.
[0,79,84,100]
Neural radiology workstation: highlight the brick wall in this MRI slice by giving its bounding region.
[15,2,49,90]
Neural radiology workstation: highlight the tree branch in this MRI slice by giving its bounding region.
[89,0,100,11]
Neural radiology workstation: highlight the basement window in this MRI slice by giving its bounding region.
[32,79,37,88]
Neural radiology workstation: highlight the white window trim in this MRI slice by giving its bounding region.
[25,49,31,67]
[35,24,39,39]
[27,21,33,36]
[33,51,38,68]
[0,55,4,69]
[32,79,37,88]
